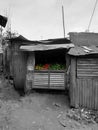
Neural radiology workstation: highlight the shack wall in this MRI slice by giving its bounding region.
[70,56,98,109]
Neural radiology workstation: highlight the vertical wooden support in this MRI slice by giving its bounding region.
[9,44,14,77]
[70,56,79,108]
[26,52,35,93]
[66,54,71,89]
[66,53,71,70]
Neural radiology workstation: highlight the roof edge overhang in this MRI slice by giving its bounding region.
[20,43,74,51]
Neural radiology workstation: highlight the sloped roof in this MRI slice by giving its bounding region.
[39,38,71,44]
[68,46,98,56]
[8,35,71,45]
[20,43,74,51]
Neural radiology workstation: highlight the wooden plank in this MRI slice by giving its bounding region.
[77,70,98,73]
[85,79,91,108]
[77,79,80,106]
[77,60,98,64]
[66,54,71,69]
[82,79,86,107]
[77,69,98,71]
[77,65,98,68]
[70,57,78,107]
[77,73,98,76]
[77,58,98,61]
[93,79,98,109]
[91,79,95,109]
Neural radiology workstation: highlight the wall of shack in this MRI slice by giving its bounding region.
[70,55,98,110]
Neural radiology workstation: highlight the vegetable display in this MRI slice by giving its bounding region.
[35,64,65,70]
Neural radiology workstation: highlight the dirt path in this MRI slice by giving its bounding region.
[0,75,97,130]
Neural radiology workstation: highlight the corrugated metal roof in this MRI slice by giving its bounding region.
[20,43,74,51]
[39,38,71,44]
[68,46,98,56]
[8,35,71,45]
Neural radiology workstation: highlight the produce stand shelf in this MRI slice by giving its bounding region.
[32,70,66,90]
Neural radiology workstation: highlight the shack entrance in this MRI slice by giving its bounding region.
[32,49,66,90]
[8,37,74,92]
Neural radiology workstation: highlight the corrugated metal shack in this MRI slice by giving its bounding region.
[5,32,98,110]
[20,38,74,92]
[6,36,74,92]
[68,32,98,110]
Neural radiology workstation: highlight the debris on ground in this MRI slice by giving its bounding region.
[57,108,98,129]
[65,108,98,124]
[53,102,61,107]
[58,112,82,129]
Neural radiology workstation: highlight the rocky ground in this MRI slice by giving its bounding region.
[0,75,97,130]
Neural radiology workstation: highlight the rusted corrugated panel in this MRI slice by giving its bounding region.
[68,46,98,56]
[77,78,98,109]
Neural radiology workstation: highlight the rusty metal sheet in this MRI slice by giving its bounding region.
[68,46,98,56]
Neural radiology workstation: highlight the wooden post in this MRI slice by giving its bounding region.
[66,53,71,70]
[66,53,71,89]
[70,56,79,108]
[25,52,35,93]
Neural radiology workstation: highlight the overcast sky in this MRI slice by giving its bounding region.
[0,0,98,40]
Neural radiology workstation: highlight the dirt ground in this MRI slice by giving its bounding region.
[0,75,97,130]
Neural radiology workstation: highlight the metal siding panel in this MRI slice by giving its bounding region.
[77,58,98,77]
[50,72,65,89]
[74,58,98,110]
[77,78,94,109]
[32,71,66,90]
[33,73,48,88]
[93,79,98,109]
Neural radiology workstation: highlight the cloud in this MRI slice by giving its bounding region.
[0,0,98,40]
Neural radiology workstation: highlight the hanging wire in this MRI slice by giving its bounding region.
[87,0,98,32]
